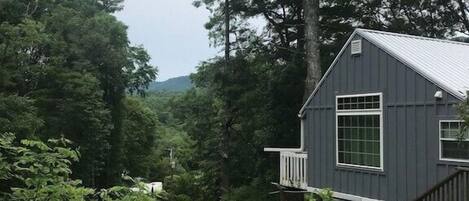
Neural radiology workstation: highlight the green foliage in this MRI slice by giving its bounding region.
[0,0,157,188]
[0,18,51,95]
[0,133,162,201]
[98,175,157,201]
[221,179,270,201]
[99,187,155,201]
[126,46,159,96]
[0,133,94,201]
[96,0,125,13]
[0,95,43,139]
[305,189,333,201]
[122,97,159,179]
[130,91,208,200]
[136,92,196,181]
[457,97,469,140]
[163,54,284,200]
[32,70,112,187]
[163,171,205,201]
[166,89,220,200]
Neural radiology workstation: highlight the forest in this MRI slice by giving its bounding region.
[2,0,469,200]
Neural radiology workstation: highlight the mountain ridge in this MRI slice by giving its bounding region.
[148,75,193,92]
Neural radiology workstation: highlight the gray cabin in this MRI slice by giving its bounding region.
[265,29,469,201]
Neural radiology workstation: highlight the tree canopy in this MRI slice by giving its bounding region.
[0,0,157,188]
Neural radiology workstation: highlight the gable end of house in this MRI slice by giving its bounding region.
[299,29,467,117]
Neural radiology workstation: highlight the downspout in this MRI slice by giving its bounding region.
[264,115,305,153]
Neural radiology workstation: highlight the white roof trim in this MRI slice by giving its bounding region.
[299,28,467,117]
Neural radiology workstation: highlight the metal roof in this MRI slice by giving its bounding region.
[299,29,469,116]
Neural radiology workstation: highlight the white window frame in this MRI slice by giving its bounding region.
[439,120,469,163]
[336,92,384,171]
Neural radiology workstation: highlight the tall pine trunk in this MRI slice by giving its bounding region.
[303,0,321,101]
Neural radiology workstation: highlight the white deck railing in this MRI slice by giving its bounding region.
[279,151,308,189]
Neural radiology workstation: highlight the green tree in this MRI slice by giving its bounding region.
[122,97,159,179]
[33,70,112,188]
[0,18,50,96]
[0,133,94,201]
[0,95,43,139]
[169,88,220,201]
[0,0,157,188]
[167,54,285,200]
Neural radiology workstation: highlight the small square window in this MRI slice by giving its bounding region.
[440,121,469,162]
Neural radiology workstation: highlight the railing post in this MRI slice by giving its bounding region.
[280,153,283,185]
[294,156,298,185]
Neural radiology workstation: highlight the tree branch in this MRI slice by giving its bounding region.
[456,0,469,33]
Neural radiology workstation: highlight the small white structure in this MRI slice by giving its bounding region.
[131,182,163,194]
[145,182,163,194]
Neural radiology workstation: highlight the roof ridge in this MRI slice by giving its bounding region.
[356,28,469,47]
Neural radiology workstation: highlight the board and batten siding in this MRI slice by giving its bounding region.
[303,35,467,201]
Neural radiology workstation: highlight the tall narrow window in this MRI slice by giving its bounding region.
[440,121,469,162]
[336,93,383,170]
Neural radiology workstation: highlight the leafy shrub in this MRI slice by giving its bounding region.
[0,133,160,201]
[305,188,333,201]
[0,133,94,200]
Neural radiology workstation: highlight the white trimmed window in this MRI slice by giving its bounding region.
[336,93,383,170]
[440,120,469,162]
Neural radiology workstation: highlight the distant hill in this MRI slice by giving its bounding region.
[148,76,193,92]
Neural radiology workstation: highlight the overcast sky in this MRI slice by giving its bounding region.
[114,0,218,81]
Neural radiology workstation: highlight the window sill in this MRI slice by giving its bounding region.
[335,165,385,175]
[437,159,469,167]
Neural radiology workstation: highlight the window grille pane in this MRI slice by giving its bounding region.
[373,155,380,167]
[365,96,373,102]
[441,141,469,160]
[337,95,380,111]
[441,122,449,129]
[440,121,468,139]
[358,97,365,102]
[338,115,381,168]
